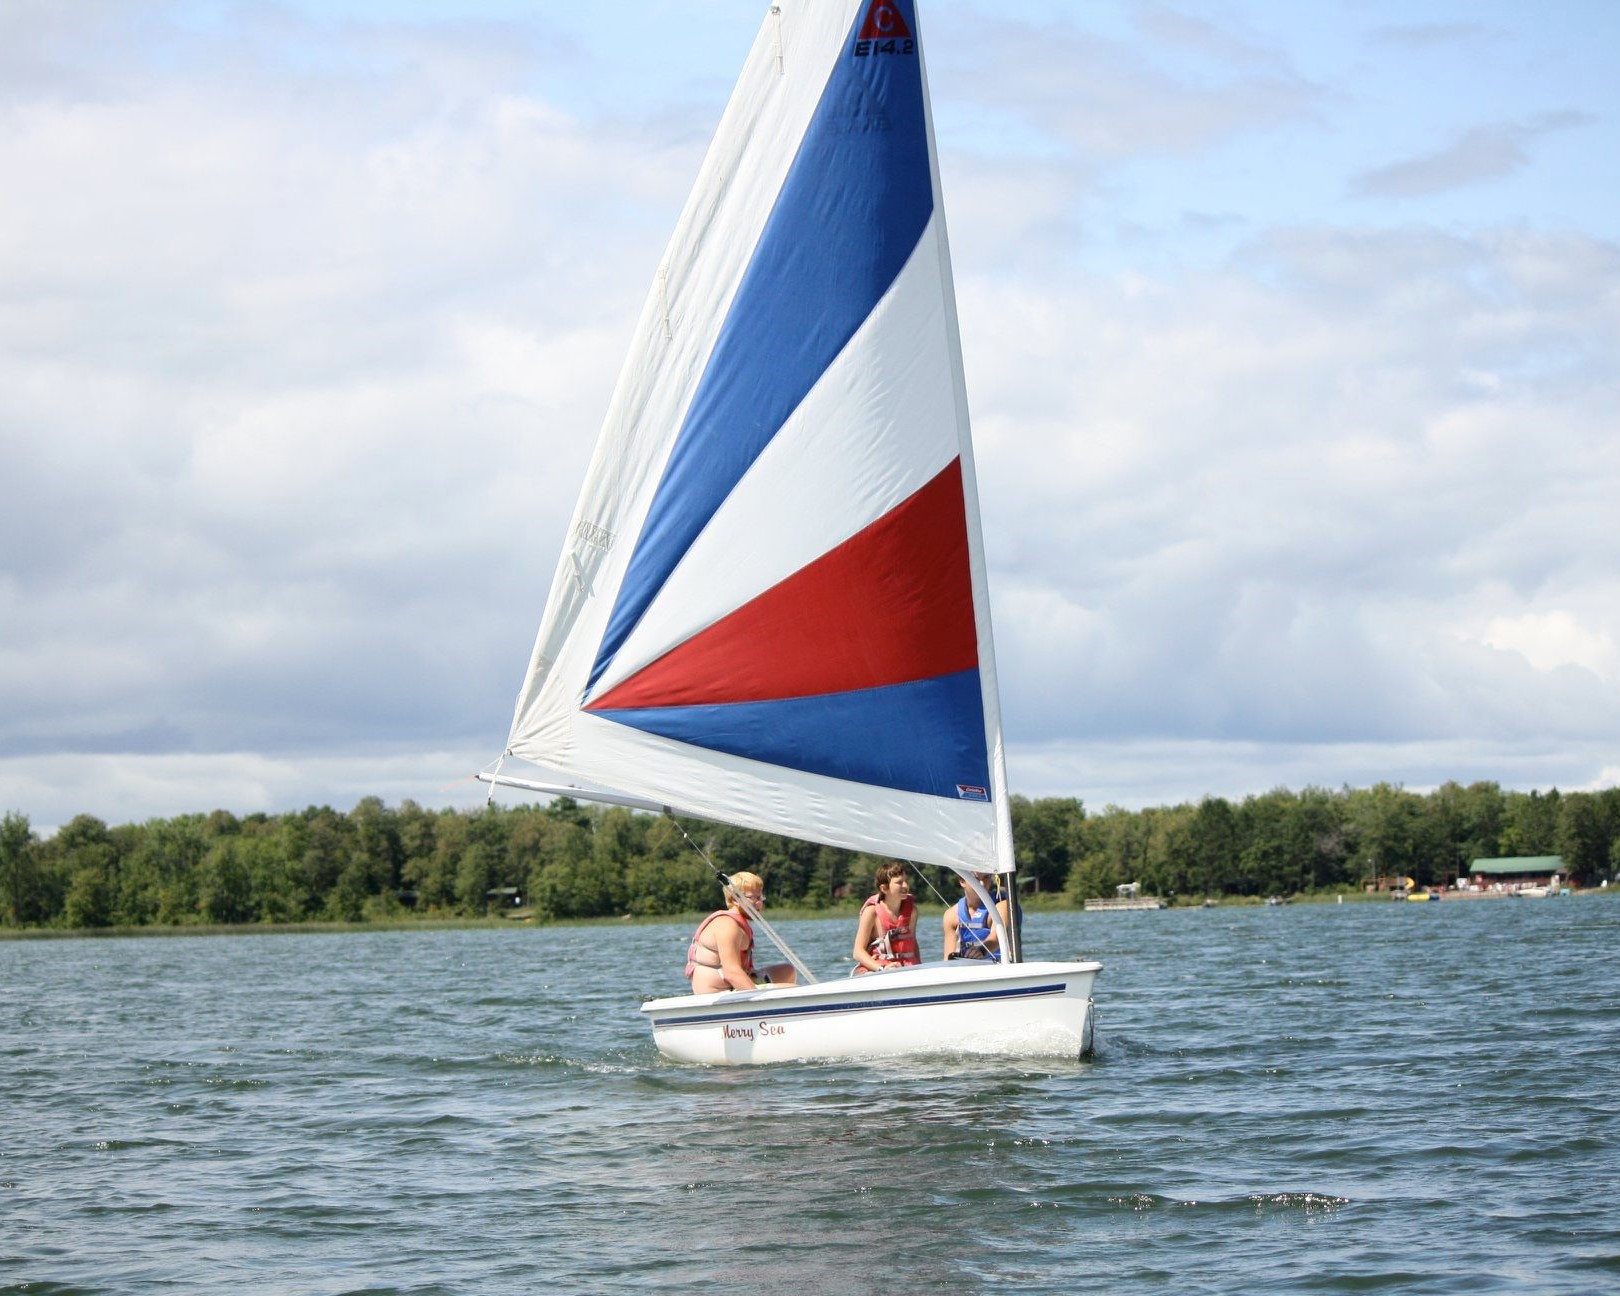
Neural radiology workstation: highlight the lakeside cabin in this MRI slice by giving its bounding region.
[1468,856,1566,892]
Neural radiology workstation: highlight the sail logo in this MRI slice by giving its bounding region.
[855,0,914,56]
[956,783,989,802]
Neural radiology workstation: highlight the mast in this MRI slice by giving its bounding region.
[912,2,1023,960]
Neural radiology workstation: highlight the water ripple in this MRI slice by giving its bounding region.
[2,902,1618,1293]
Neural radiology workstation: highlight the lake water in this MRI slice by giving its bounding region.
[3,897,1617,1294]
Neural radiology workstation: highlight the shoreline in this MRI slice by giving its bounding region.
[3,886,1610,941]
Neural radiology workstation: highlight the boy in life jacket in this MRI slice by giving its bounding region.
[686,871,796,995]
[852,862,922,974]
[943,871,1010,961]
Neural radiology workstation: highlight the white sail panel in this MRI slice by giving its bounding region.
[506,3,855,751]
[543,710,1000,871]
[596,213,962,697]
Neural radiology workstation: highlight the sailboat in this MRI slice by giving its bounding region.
[480,0,1101,1064]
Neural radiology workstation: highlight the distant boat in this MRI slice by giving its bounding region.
[479,0,1100,1064]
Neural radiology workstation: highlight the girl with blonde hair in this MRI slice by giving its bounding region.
[685,872,796,994]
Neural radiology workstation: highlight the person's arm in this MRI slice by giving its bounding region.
[713,916,756,991]
[990,898,1011,951]
[852,906,883,972]
[942,904,959,958]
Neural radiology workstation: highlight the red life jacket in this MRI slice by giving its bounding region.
[860,893,920,969]
[685,908,755,982]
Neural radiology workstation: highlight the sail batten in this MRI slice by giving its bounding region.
[503,0,1013,872]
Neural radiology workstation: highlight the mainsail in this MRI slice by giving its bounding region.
[500,0,1013,873]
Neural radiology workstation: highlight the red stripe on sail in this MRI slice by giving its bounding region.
[587,459,977,710]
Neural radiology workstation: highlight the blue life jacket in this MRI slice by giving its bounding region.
[953,894,1001,961]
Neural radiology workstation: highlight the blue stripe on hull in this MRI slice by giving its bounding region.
[590,669,990,800]
[654,980,1071,1028]
[591,0,933,689]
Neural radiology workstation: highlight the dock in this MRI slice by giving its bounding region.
[1083,897,1167,911]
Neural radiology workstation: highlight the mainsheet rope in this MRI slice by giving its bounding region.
[908,864,997,959]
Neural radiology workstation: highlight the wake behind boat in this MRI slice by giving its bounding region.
[479,0,1102,1064]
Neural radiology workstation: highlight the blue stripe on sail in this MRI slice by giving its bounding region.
[590,0,933,691]
[588,668,990,801]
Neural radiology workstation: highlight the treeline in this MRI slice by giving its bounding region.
[2,782,1617,931]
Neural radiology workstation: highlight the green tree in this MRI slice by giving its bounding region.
[297,808,348,915]
[617,814,688,916]
[1500,789,1561,857]
[1064,805,1142,902]
[1554,793,1608,885]
[198,839,256,923]
[1347,783,1426,886]
[63,865,113,928]
[449,809,516,915]
[241,834,299,923]
[1143,802,1199,898]
[139,817,211,924]
[320,796,401,921]
[395,799,439,903]
[1182,796,1240,897]
[1234,790,1297,896]
[1012,795,1083,893]
[52,815,118,928]
[0,812,53,926]
[408,812,468,913]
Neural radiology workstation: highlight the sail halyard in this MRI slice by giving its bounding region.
[494,0,1013,878]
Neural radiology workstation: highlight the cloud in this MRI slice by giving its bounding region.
[0,746,492,838]
[1366,22,1492,51]
[2,3,1618,831]
[947,9,1323,161]
[1352,112,1595,198]
[958,223,1620,764]
[1131,3,1291,73]
[1476,610,1620,684]
[1007,736,1620,811]
[0,5,703,780]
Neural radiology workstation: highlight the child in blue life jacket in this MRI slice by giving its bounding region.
[942,872,1009,961]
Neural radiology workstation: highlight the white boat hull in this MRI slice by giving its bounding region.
[640,960,1102,1065]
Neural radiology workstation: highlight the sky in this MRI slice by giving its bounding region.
[3,0,1618,833]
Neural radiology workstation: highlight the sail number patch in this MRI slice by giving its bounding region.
[854,38,915,57]
[857,0,914,49]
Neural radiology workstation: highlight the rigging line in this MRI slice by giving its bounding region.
[911,863,996,959]
[484,752,507,806]
[662,811,819,985]
[909,860,951,909]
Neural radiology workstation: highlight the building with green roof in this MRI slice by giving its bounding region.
[1467,856,1565,889]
